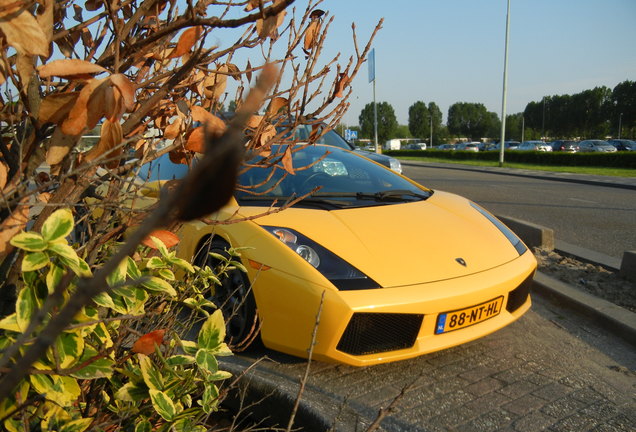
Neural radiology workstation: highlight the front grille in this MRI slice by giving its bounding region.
[336,313,423,356]
[506,273,533,313]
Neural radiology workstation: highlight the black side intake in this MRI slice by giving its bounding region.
[337,313,424,356]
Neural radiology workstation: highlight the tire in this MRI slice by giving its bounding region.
[199,238,259,351]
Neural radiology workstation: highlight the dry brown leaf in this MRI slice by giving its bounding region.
[204,65,228,100]
[304,20,320,53]
[35,0,54,45]
[267,97,288,115]
[72,4,83,21]
[169,147,190,165]
[81,27,94,51]
[226,63,241,81]
[170,26,201,59]
[256,0,286,40]
[85,0,104,11]
[244,0,260,12]
[38,59,108,79]
[190,106,227,138]
[83,119,123,168]
[245,60,253,83]
[37,192,52,203]
[86,84,113,131]
[0,2,49,56]
[259,124,277,147]
[55,31,81,58]
[110,73,136,111]
[334,72,350,98]
[247,115,263,129]
[39,92,80,125]
[184,127,205,153]
[62,77,110,136]
[164,118,182,140]
[0,198,29,259]
[131,329,166,354]
[16,54,34,91]
[46,127,79,166]
[142,230,180,249]
[281,146,295,175]
[0,160,8,190]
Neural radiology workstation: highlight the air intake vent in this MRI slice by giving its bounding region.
[506,273,533,313]
[337,313,423,356]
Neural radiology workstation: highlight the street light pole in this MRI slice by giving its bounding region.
[618,112,623,139]
[430,113,433,149]
[498,0,511,167]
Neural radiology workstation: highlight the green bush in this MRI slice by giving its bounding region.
[0,209,233,432]
[386,150,636,169]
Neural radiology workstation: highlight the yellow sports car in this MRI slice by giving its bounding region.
[146,137,536,366]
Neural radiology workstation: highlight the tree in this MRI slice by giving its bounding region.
[428,102,443,143]
[0,0,381,428]
[395,124,412,138]
[359,101,398,143]
[408,101,429,138]
[505,113,524,141]
[610,80,636,138]
[447,102,499,140]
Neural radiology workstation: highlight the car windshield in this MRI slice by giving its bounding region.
[236,145,430,209]
[280,123,352,150]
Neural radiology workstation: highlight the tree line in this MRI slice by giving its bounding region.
[355,80,636,144]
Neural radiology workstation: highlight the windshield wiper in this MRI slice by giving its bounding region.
[238,195,350,209]
[355,189,430,202]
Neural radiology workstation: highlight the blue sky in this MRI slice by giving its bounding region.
[316,0,636,125]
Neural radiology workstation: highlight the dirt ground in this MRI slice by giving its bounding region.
[533,248,636,313]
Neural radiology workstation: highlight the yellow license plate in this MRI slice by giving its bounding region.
[435,296,504,334]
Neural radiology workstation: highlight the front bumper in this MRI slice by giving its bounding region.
[251,250,536,366]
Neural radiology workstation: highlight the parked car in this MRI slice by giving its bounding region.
[490,141,520,151]
[577,140,617,153]
[144,143,535,366]
[404,142,427,150]
[285,123,402,174]
[549,140,579,152]
[437,144,456,151]
[516,141,552,152]
[607,139,636,151]
[455,142,480,152]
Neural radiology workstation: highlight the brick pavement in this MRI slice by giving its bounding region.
[222,294,636,431]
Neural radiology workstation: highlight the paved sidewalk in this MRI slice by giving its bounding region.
[222,289,636,431]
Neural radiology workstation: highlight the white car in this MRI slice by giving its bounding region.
[517,141,552,152]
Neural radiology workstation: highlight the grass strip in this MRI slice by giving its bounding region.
[396,156,636,178]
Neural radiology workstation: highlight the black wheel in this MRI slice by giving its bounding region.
[200,239,259,351]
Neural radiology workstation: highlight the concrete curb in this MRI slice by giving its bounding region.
[533,272,636,346]
[219,356,414,431]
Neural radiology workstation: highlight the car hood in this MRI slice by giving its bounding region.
[239,191,522,287]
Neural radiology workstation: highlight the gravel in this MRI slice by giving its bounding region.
[534,248,636,313]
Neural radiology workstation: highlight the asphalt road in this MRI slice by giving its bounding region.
[401,163,636,259]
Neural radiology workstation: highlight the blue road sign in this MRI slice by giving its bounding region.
[345,129,358,141]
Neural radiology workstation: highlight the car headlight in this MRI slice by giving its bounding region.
[470,202,527,256]
[389,157,402,174]
[263,226,380,290]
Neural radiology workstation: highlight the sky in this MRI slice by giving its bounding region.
[312,0,636,126]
